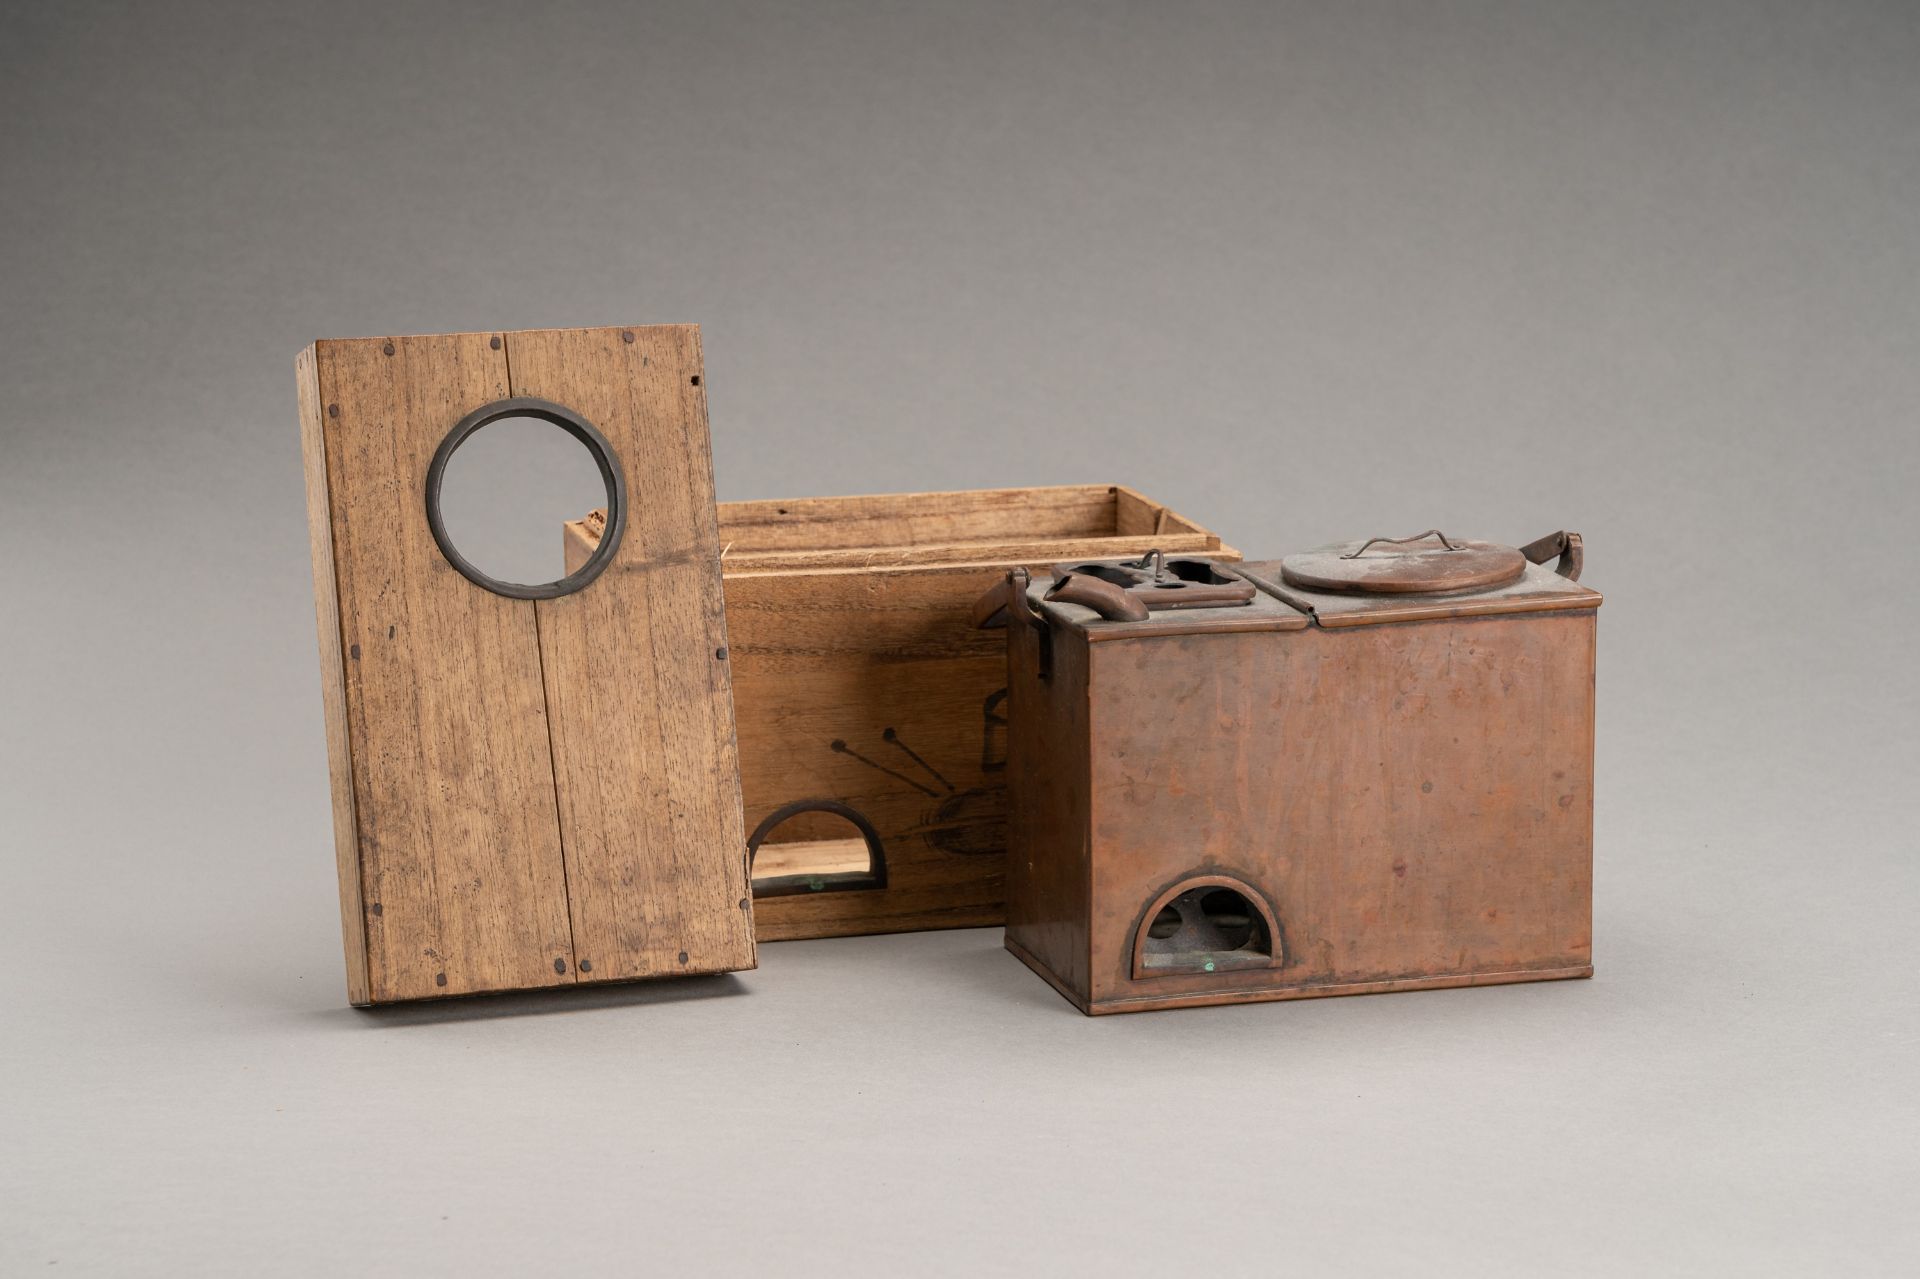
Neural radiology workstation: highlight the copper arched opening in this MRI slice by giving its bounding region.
[1131,873,1284,980]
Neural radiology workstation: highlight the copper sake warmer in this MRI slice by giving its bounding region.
[974,531,1600,1014]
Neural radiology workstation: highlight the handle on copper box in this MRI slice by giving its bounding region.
[1519,530,1584,581]
[1044,572,1151,622]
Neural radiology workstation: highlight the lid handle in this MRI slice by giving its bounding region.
[1342,529,1464,559]
[1519,530,1584,581]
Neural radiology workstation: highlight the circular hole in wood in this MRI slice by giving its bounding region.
[425,397,625,600]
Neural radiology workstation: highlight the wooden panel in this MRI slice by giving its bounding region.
[724,564,1010,939]
[1002,599,1093,999]
[751,838,872,881]
[1120,485,1206,536]
[724,533,1228,573]
[296,346,368,1006]
[310,333,575,1002]
[1110,485,1207,537]
[506,325,754,980]
[1111,486,1165,536]
[570,513,1226,575]
[716,485,1123,551]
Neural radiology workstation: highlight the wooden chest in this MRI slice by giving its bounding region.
[566,486,1237,941]
[983,532,1600,1014]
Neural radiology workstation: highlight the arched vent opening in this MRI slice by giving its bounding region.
[747,800,889,898]
[1133,877,1281,979]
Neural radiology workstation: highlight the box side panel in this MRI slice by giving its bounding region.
[573,485,1236,572]
[1112,484,1209,539]
[509,325,755,979]
[1003,612,1093,1002]
[721,532,1228,573]
[726,563,1010,939]
[563,517,595,575]
[317,334,577,1002]
[297,345,370,1007]
[716,485,1122,551]
[1086,613,1596,1006]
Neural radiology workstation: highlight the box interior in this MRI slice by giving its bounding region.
[716,484,1210,554]
[568,484,1227,576]
[562,484,1236,907]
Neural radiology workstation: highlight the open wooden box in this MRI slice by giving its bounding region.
[565,485,1238,941]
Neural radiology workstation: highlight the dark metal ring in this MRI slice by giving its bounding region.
[424,396,626,601]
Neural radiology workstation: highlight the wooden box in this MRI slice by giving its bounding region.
[301,326,754,1004]
[984,532,1599,1014]
[566,486,1238,941]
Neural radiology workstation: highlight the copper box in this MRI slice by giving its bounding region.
[984,532,1600,1014]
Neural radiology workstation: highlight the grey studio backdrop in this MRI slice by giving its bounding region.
[2,1,1915,1274]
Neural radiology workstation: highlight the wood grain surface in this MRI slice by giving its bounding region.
[508,326,754,983]
[300,326,752,1004]
[565,486,1239,942]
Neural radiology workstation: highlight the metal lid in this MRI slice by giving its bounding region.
[1279,530,1526,595]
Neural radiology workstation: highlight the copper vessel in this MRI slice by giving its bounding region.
[975,532,1600,1014]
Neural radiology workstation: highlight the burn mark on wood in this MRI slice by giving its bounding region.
[832,738,939,797]
[883,727,952,793]
[924,786,1006,857]
[980,689,1009,773]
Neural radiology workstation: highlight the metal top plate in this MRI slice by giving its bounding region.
[1279,532,1527,595]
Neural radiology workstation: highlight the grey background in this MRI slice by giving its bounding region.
[3,1,1916,1273]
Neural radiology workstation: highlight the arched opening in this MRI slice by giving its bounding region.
[747,800,889,898]
[1132,875,1282,979]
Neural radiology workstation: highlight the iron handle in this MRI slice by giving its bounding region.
[1044,571,1151,622]
[1342,529,1464,559]
[1519,530,1584,581]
